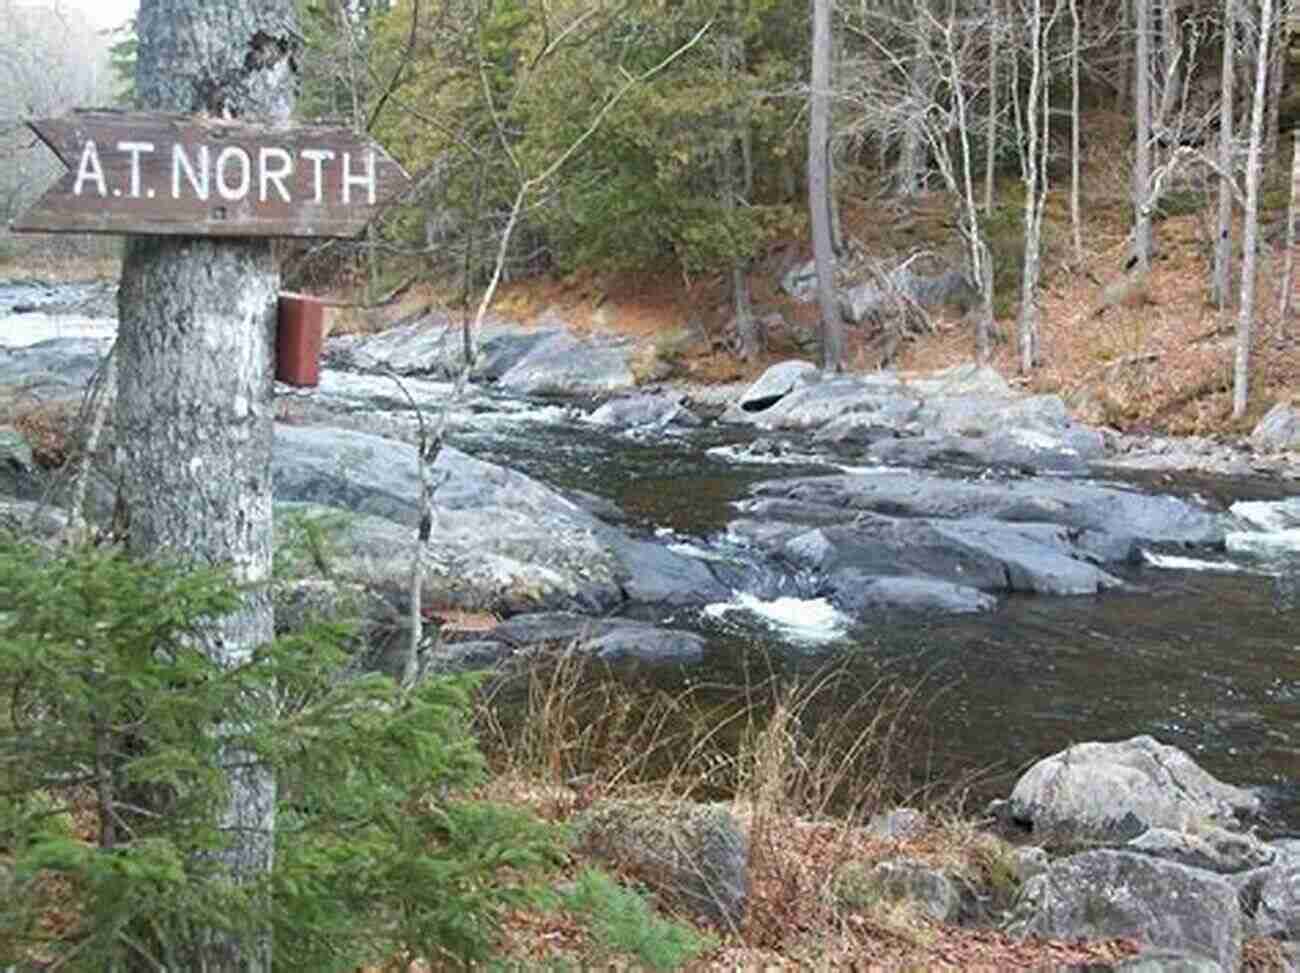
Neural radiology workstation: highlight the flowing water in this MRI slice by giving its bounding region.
[455,411,1300,829]
[5,285,1300,827]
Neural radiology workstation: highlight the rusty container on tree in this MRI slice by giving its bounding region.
[276,293,325,387]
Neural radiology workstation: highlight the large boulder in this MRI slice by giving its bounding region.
[1127,826,1275,875]
[584,393,699,430]
[495,331,635,397]
[1254,855,1300,940]
[1009,849,1244,971]
[0,337,112,407]
[1251,402,1300,451]
[574,800,748,928]
[725,374,910,430]
[736,360,819,413]
[1006,736,1260,844]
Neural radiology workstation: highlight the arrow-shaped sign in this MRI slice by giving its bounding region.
[12,110,412,239]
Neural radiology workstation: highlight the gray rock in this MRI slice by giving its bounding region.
[1128,826,1276,874]
[727,374,910,430]
[902,363,1012,399]
[495,331,634,397]
[585,393,699,429]
[737,360,819,413]
[779,258,817,301]
[1009,849,1243,972]
[825,571,998,616]
[1007,736,1260,845]
[0,425,39,499]
[744,471,1227,549]
[1011,846,1050,885]
[865,807,929,841]
[488,612,705,666]
[604,535,729,607]
[421,640,511,675]
[1251,402,1300,451]
[1256,858,1300,940]
[914,393,1068,436]
[840,858,962,923]
[1114,949,1226,973]
[575,800,748,928]
[864,431,1097,475]
[0,337,111,399]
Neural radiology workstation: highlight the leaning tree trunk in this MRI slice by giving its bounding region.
[116,2,296,969]
[1236,0,1274,420]
[810,0,843,371]
[1279,128,1299,329]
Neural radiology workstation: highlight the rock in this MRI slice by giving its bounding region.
[585,393,699,429]
[903,363,1012,399]
[1127,826,1276,875]
[0,497,67,539]
[575,800,748,928]
[1009,849,1243,971]
[1252,403,1300,451]
[837,858,961,923]
[737,360,819,413]
[744,471,1227,550]
[421,640,511,675]
[726,374,909,430]
[1255,858,1300,940]
[487,612,706,666]
[0,337,112,404]
[1011,846,1050,885]
[495,331,635,397]
[1006,736,1260,845]
[779,258,817,301]
[865,807,929,841]
[603,535,730,607]
[825,571,998,616]
[1114,949,1227,972]
[0,425,39,499]
[864,429,1100,475]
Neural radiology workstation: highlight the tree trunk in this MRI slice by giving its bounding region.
[1213,0,1235,308]
[1134,0,1154,270]
[984,0,1000,214]
[118,2,296,968]
[722,7,762,361]
[1019,0,1054,373]
[810,0,843,371]
[1279,128,1299,328]
[1119,0,1134,110]
[896,3,931,197]
[1070,0,1083,263]
[1266,0,1288,167]
[1236,0,1274,420]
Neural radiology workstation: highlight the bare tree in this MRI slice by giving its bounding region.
[1280,128,1299,328]
[1134,0,1155,270]
[810,0,843,370]
[1016,0,1065,371]
[1213,0,1236,308]
[984,0,1001,213]
[1070,0,1084,262]
[1234,0,1275,419]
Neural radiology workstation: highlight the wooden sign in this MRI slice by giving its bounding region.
[11,110,412,239]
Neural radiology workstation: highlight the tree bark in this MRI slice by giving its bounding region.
[1235,0,1274,420]
[1019,0,1056,373]
[810,0,843,371]
[1213,0,1235,309]
[984,0,1000,214]
[1279,128,1299,328]
[1070,0,1083,263]
[118,2,297,968]
[1134,0,1154,271]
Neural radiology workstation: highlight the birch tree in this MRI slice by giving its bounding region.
[1134,0,1154,270]
[1279,128,1299,327]
[1234,0,1275,419]
[1016,0,1064,371]
[1069,0,1083,262]
[810,0,843,370]
[115,1,297,967]
[1213,0,1236,308]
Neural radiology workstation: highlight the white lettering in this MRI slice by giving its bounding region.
[116,141,155,198]
[73,140,106,197]
[300,149,335,204]
[215,146,252,201]
[259,147,293,203]
[172,144,210,200]
[342,150,376,205]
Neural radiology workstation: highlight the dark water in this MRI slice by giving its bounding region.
[455,414,1300,829]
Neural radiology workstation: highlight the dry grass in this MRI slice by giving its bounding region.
[470,647,1146,969]
[10,400,79,468]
